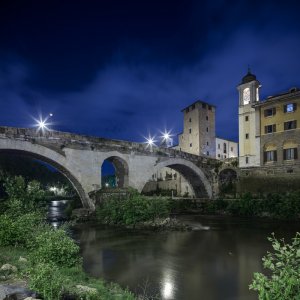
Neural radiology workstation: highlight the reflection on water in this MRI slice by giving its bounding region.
[73,216,300,300]
[47,199,70,227]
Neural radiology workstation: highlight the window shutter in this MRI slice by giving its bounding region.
[264,110,268,117]
[295,120,297,129]
[283,149,287,160]
[284,122,287,130]
[264,126,267,134]
[264,152,267,162]
[284,104,287,113]
[273,124,276,132]
[274,151,277,161]
[294,103,297,111]
[295,148,298,160]
[273,107,276,115]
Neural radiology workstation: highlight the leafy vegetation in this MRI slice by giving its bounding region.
[202,192,300,220]
[0,175,136,299]
[96,189,170,225]
[250,233,300,299]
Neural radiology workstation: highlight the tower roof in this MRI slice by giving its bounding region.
[241,68,257,84]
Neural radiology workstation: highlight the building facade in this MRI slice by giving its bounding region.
[216,137,238,160]
[178,100,238,160]
[237,70,261,167]
[178,101,216,157]
[254,88,300,168]
[238,70,300,169]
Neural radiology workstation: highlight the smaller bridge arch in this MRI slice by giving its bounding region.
[101,155,129,188]
[144,158,213,198]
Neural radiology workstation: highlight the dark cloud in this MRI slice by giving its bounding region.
[1,0,300,144]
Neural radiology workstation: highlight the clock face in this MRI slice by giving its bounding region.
[243,88,250,104]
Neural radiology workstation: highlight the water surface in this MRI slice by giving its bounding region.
[73,215,300,300]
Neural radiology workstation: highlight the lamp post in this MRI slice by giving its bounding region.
[34,113,53,133]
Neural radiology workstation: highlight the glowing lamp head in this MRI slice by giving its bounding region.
[38,120,46,130]
[163,132,170,140]
[147,137,155,146]
[145,135,156,149]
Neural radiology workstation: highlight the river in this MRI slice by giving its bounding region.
[48,200,300,300]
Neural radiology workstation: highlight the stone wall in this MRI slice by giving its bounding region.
[237,166,300,195]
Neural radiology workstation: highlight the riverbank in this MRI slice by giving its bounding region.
[170,192,300,220]
[0,176,136,300]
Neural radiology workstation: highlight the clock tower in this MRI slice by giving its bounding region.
[237,69,261,167]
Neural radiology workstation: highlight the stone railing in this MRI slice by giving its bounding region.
[0,126,218,165]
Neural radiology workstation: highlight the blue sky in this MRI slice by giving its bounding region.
[1,0,300,144]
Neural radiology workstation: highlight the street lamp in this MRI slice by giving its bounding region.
[34,113,53,133]
[160,130,173,147]
[145,135,156,151]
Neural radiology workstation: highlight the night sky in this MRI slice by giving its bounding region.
[1,0,300,144]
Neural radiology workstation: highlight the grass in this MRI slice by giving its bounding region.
[0,246,136,299]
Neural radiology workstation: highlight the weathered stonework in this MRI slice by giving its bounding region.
[0,126,221,209]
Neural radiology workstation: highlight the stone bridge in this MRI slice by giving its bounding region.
[0,126,223,209]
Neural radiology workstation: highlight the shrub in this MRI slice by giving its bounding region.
[28,262,66,300]
[96,191,170,225]
[29,228,81,268]
[3,176,46,216]
[250,233,300,299]
[0,212,43,247]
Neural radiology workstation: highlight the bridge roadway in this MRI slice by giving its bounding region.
[0,126,221,209]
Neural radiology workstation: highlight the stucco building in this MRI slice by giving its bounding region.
[216,137,238,160]
[238,70,300,169]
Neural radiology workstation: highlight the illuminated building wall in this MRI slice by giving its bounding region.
[216,137,238,160]
[254,88,300,166]
[237,70,261,168]
[178,101,216,158]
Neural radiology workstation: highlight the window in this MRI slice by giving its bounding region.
[284,120,297,130]
[206,142,209,146]
[189,118,192,122]
[218,154,220,158]
[206,127,208,132]
[245,116,249,121]
[231,147,233,152]
[223,143,227,154]
[207,151,209,156]
[186,108,189,113]
[284,103,297,113]
[189,128,192,133]
[284,148,298,160]
[192,104,195,110]
[264,124,276,134]
[208,105,212,110]
[264,150,277,162]
[264,107,276,117]
[245,133,249,139]
[224,155,226,158]
[202,103,206,109]
[218,144,220,149]
[189,143,192,147]
[206,116,208,121]
[246,157,249,164]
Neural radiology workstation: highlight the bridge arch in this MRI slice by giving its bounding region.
[0,143,93,208]
[143,158,212,198]
[101,155,129,188]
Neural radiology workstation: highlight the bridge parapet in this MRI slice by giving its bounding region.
[0,126,219,168]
